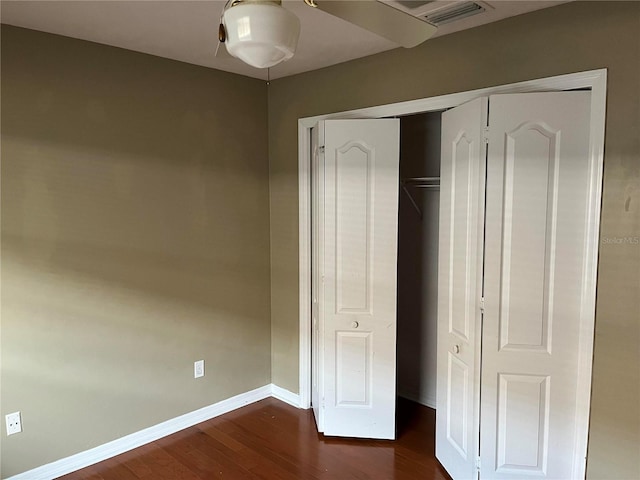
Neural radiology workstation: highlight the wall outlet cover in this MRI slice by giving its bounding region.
[6,411,22,435]
[194,360,205,379]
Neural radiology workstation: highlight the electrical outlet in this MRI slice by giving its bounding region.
[194,360,205,379]
[5,412,22,436]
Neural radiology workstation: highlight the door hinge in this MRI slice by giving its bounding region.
[476,456,481,471]
[318,145,325,153]
[480,296,485,313]
[483,126,490,144]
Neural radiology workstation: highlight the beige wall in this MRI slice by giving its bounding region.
[1,26,271,477]
[268,2,640,479]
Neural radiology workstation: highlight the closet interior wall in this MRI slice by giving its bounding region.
[396,112,443,409]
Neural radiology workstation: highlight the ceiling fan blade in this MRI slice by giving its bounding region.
[312,0,437,48]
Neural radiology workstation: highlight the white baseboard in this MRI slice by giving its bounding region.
[7,385,276,480]
[398,389,436,410]
[270,384,301,408]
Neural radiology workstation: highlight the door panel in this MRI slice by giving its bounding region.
[336,331,372,406]
[496,374,550,474]
[335,142,373,314]
[499,122,559,353]
[481,92,591,480]
[447,353,470,456]
[321,118,400,440]
[436,97,488,480]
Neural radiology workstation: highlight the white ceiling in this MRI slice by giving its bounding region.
[1,1,569,80]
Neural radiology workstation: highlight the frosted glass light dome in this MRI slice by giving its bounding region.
[223,2,301,69]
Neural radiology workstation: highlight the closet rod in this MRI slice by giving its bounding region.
[402,176,440,188]
[400,176,440,219]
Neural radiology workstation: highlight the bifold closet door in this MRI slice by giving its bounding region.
[481,92,592,479]
[435,97,488,480]
[316,119,400,440]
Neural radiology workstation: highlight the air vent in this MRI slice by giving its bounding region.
[424,2,485,26]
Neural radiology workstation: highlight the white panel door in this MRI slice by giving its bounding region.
[320,118,400,439]
[481,92,591,480]
[436,98,488,480]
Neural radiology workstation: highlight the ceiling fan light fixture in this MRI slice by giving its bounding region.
[223,2,300,69]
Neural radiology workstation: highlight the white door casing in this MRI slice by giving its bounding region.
[319,118,400,439]
[311,125,325,431]
[481,92,592,480]
[436,97,488,480]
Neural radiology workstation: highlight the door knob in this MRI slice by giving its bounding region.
[453,344,460,354]
[351,321,359,329]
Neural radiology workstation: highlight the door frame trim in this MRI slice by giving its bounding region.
[297,69,607,477]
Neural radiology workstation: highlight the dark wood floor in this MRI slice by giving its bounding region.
[59,397,451,480]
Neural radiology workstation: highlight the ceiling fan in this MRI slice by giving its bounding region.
[216,0,438,69]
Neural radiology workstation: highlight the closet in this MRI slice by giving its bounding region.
[310,90,596,480]
[396,111,442,411]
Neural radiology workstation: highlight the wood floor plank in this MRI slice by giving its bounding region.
[165,428,260,479]
[221,404,374,480]
[209,420,320,480]
[201,425,308,480]
[57,397,451,480]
